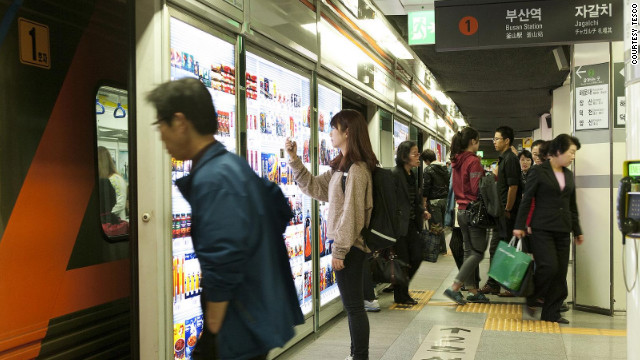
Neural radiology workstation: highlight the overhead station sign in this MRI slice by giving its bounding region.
[434,0,623,51]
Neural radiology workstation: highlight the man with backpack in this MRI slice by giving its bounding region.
[479,125,522,295]
[421,149,450,254]
[147,78,303,360]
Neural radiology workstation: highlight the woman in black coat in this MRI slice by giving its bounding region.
[513,134,584,324]
[391,141,429,304]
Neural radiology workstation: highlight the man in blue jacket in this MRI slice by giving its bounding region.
[147,78,303,360]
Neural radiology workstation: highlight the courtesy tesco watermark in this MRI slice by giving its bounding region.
[632,2,638,65]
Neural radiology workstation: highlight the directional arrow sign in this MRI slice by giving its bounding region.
[441,327,471,334]
[576,66,586,79]
[413,325,482,360]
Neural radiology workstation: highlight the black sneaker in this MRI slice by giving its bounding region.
[444,288,467,305]
[467,292,490,303]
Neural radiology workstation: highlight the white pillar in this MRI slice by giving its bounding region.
[624,1,640,358]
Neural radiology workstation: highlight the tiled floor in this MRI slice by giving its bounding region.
[274,253,627,360]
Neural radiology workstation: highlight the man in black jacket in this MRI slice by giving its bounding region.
[480,126,522,295]
[421,149,450,254]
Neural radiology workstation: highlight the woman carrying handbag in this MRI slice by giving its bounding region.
[286,109,377,360]
[443,127,491,304]
[391,141,431,304]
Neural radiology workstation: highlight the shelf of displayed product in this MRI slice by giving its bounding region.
[173,296,202,321]
[320,286,340,306]
[171,186,191,213]
[172,237,195,254]
[289,255,305,267]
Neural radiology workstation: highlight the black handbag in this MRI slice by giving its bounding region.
[467,194,496,228]
[422,230,440,263]
[370,250,409,287]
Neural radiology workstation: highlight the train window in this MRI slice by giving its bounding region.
[96,86,129,241]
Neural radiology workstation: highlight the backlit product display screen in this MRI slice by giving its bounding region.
[169,17,236,359]
[394,120,409,153]
[170,18,236,154]
[246,51,314,315]
[317,84,341,306]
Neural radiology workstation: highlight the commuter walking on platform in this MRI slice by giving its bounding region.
[443,127,490,304]
[519,150,533,187]
[531,139,549,166]
[392,141,429,305]
[286,109,376,360]
[421,148,450,254]
[480,126,522,295]
[148,78,303,360]
[514,134,583,324]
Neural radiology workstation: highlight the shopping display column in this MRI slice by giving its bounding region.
[245,51,314,316]
[168,17,238,360]
[317,83,342,307]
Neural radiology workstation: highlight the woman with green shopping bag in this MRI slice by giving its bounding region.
[513,134,584,325]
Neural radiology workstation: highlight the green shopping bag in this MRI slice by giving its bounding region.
[487,237,532,291]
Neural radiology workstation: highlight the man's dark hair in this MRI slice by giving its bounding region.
[395,140,417,167]
[531,139,546,150]
[147,78,218,135]
[420,149,436,163]
[548,134,581,156]
[495,125,514,146]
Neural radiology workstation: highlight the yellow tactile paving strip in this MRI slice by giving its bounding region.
[485,318,561,333]
[560,328,627,337]
[453,303,626,336]
[388,290,435,311]
[392,292,626,337]
[456,303,522,318]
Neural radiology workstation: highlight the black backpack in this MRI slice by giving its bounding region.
[342,166,400,251]
[425,164,450,200]
[478,171,503,218]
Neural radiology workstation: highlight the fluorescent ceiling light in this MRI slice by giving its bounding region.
[301,23,317,34]
[359,17,413,59]
[382,40,413,59]
[430,89,450,105]
[455,117,466,127]
[397,105,412,116]
[397,90,412,103]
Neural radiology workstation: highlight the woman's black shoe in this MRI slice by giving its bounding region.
[559,304,569,312]
[555,317,570,324]
[395,297,418,305]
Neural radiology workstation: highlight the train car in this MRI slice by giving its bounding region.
[0,0,135,358]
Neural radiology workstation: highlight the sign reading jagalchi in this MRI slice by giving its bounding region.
[435,0,623,51]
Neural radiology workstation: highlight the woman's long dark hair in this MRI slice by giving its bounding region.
[449,127,479,161]
[329,109,379,172]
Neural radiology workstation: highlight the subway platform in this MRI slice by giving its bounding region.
[274,251,627,360]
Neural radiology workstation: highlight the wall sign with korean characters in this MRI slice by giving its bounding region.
[435,0,623,51]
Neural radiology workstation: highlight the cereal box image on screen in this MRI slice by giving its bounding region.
[174,322,186,359]
[185,316,202,358]
[261,153,279,183]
